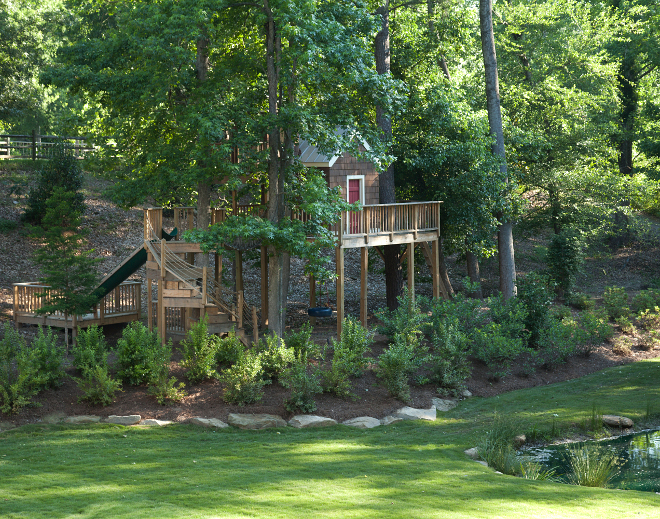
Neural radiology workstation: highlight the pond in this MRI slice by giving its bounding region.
[522,429,660,492]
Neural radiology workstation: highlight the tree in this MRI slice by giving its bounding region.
[479,0,516,299]
[31,188,100,346]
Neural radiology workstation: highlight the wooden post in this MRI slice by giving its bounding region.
[202,266,208,320]
[13,285,18,324]
[186,208,194,265]
[252,306,259,344]
[336,246,344,338]
[147,278,153,331]
[408,242,415,302]
[136,283,142,320]
[159,239,166,344]
[31,129,37,161]
[260,246,268,327]
[236,251,243,293]
[360,247,368,327]
[432,239,445,300]
[309,274,316,326]
[72,314,78,345]
[389,205,395,242]
[364,206,370,244]
[413,204,419,241]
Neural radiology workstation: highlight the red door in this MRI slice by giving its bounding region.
[348,179,361,233]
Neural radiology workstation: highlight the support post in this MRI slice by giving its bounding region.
[432,239,441,300]
[159,239,166,344]
[252,306,259,344]
[147,278,153,331]
[202,266,208,321]
[31,129,37,161]
[360,247,368,327]
[407,242,415,302]
[309,274,316,326]
[336,246,344,338]
[238,290,244,329]
[235,251,243,293]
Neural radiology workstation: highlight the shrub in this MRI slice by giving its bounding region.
[0,218,18,233]
[281,361,323,413]
[377,332,426,402]
[181,317,221,383]
[30,326,65,389]
[517,273,553,347]
[471,324,528,380]
[23,144,85,226]
[215,329,245,367]
[637,307,660,331]
[330,317,374,377]
[220,351,269,405]
[614,315,636,334]
[0,323,42,414]
[640,331,660,351]
[377,289,428,340]
[148,374,187,405]
[427,320,471,395]
[603,286,629,320]
[545,228,584,294]
[486,294,529,344]
[566,292,595,311]
[577,309,614,356]
[428,288,485,336]
[550,305,573,320]
[612,336,633,356]
[255,333,295,381]
[115,322,172,385]
[74,365,122,406]
[564,445,620,487]
[73,325,108,373]
[536,318,579,369]
[631,289,660,314]
[285,322,320,363]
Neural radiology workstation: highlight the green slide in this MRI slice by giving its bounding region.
[95,228,177,299]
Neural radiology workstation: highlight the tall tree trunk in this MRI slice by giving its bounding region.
[375,1,403,310]
[479,0,516,300]
[427,0,451,81]
[466,249,482,299]
[196,37,211,267]
[617,52,637,177]
[264,1,286,336]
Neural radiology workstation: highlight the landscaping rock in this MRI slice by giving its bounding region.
[394,406,437,421]
[477,460,488,467]
[64,415,101,424]
[343,416,381,429]
[189,417,229,428]
[380,415,403,426]
[43,412,67,424]
[602,415,634,428]
[514,434,526,447]
[464,447,480,460]
[106,415,141,426]
[0,421,16,431]
[288,415,337,428]
[140,419,175,427]
[227,413,287,430]
[432,398,458,412]
[461,389,473,398]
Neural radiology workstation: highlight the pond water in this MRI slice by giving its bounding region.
[522,430,660,492]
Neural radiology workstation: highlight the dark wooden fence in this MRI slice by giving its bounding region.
[0,130,95,160]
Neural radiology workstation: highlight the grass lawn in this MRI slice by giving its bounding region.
[2,358,660,518]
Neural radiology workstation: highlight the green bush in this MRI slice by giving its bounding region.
[181,317,221,383]
[377,289,428,340]
[255,333,295,381]
[0,323,43,414]
[215,329,245,367]
[631,289,660,314]
[73,325,108,373]
[74,365,122,406]
[471,325,528,379]
[612,336,633,356]
[115,322,172,385]
[0,218,18,233]
[330,317,374,377]
[577,309,614,356]
[30,326,65,389]
[377,333,425,402]
[603,286,629,320]
[536,318,580,369]
[545,228,584,294]
[566,292,595,311]
[486,294,529,344]
[427,287,485,336]
[285,322,320,363]
[220,351,269,405]
[637,307,660,331]
[550,305,573,320]
[23,144,85,226]
[614,315,636,334]
[428,320,471,395]
[319,359,355,400]
[281,361,323,413]
[517,272,553,347]
[148,374,186,405]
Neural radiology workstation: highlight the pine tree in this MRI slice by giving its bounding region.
[31,188,99,346]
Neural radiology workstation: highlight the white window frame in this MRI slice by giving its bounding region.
[346,175,365,205]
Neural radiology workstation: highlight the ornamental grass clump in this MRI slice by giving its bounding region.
[564,444,620,487]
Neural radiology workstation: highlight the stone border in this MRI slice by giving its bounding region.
[0,396,471,433]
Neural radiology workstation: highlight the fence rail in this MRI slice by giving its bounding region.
[0,130,95,160]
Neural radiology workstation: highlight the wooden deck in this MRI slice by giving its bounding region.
[13,281,141,330]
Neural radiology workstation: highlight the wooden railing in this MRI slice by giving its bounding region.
[0,131,95,160]
[13,281,141,321]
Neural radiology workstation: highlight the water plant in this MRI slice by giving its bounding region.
[564,444,620,487]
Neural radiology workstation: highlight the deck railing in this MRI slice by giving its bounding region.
[13,281,141,320]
